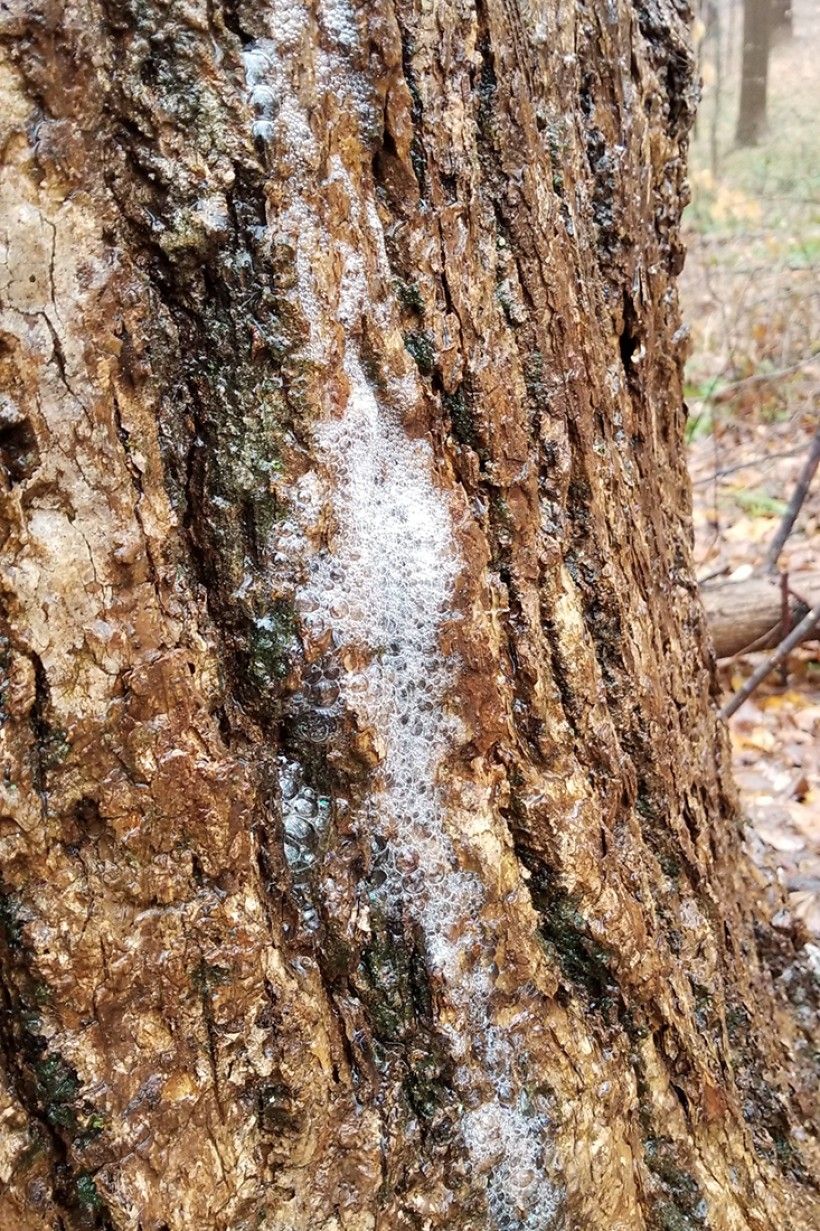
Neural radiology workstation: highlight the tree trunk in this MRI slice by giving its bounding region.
[737,0,771,144]
[0,2,816,1230]
[771,0,793,37]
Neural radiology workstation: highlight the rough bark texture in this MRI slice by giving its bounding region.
[0,2,817,1230]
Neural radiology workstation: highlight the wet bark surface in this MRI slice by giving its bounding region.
[0,1,817,1229]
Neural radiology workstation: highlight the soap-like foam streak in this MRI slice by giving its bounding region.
[243,12,560,1227]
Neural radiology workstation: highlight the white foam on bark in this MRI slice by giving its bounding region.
[242,11,560,1227]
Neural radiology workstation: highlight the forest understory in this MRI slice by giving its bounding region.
[683,0,819,937]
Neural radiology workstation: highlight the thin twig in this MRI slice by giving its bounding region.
[697,565,731,586]
[692,445,804,486]
[726,619,785,662]
[720,603,820,720]
[764,429,820,573]
[778,572,790,685]
[712,355,818,400]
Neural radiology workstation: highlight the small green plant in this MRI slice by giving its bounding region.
[729,489,787,518]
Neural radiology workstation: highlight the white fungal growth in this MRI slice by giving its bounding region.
[242,9,561,1227]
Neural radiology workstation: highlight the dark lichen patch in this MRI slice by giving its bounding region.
[94,7,310,728]
[688,978,718,1037]
[316,925,356,986]
[34,1054,81,1131]
[256,1080,299,1134]
[724,1000,750,1048]
[395,278,424,315]
[488,492,514,567]
[522,861,615,1005]
[523,350,550,416]
[403,1048,437,1118]
[402,1039,457,1135]
[573,566,624,691]
[42,727,71,770]
[657,849,682,879]
[58,1164,116,1230]
[495,281,518,326]
[355,905,439,1049]
[650,1202,706,1231]
[0,888,25,947]
[73,1171,105,1216]
[191,961,231,996]
[358,913,416,1042]
[246,603,299,691]
[632,0,698,141]
[398,28,428,197]
[634,780,684,882]
[475,30,498,144]
[406,133,427,195]
[349,906,459,1142]
[644,1137,707,1230]
[733,1041,814,1185]
[23,1051,105,1156]
[584,126,621,270]
[443,386,476,449]
[403,330,435,377]
[408,942,433,1023]
[539,894,614,1003]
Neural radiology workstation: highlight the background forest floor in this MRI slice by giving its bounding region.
[681,0,819,932]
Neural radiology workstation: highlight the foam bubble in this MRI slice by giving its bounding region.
[244,12,560,1226]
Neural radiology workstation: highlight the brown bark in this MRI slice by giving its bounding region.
[0,2,816,1230]
[702,574,819,658]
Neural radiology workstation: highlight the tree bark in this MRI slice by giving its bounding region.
[0,2,816,1230]
[737,0,771,145]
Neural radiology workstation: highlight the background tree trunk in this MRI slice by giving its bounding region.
[737,0,772,144]
[771,0,793,37]
[0,2,816,1230]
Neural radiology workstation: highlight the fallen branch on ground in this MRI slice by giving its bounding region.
[720,603,820,720]
[700,573,819,658]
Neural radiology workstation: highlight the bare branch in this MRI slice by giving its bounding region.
[720,603,820,719]
[764,428,820,573]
